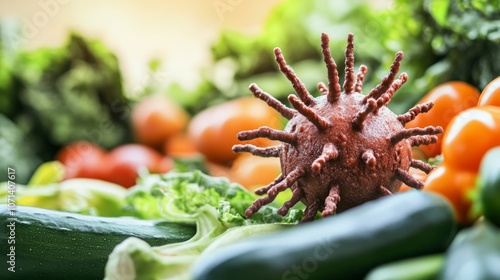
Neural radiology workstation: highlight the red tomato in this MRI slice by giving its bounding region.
[478,76,500,107]
[406,81,479,158]
[131,95,190,148]
[105,144,172,187]
[56,141,107,180]
[188,97,282,165]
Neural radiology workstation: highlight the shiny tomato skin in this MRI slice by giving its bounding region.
[188,97,282,165]
[406,81,479,158]
[478,76,500,107]
[105,144,171,187]
[56,141,107,180]
[424,165,477,225]
[230,153,281,191]
[132,95,189,148]
[441,106,500,172]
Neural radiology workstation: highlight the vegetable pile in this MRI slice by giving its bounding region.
[1,0,500,279]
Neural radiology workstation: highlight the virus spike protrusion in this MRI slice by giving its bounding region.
[249,83,296,120]
[288,95,329,131]
[238,126,297,145]
[361,149,376,169]
[354,65,368,93]
[411,159,436,174]
[245,168,305,218]
[395,168,424,189]
[363,51,404,103]
[390,126,443,145]
[397,102,434,125]
[311,143,339,172]
[232,144,280,158]
[254,174,284,195]
[374,72,408,113]
[379,185,393,196]
[352,98,377,130]
[321,33,341,103]
[343,33,356,95]
[301,198,321,223]
[321,185,340,217]
[317,82,328,95]
[409,135,439,147]
[277,187,303,216]
[274,48,316,106]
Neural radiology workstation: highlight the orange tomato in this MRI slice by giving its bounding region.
[478,76,500,107]
[441,106,500,172]
[132,95,189,148]
[406,81,479,158]
[424,165,477,225]
[230,153,281,191]
[162,133,199,157]
[187,97,283,165]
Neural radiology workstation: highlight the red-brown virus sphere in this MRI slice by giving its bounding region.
[233,33,443,222]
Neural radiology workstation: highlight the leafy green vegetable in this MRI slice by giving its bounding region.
[0,114,41,184]
[0,177,128,217]
[169,0,500,115]
[105,170,302,279]
[126,170,302,225]
[105,206,292,280]
[13,33,131,151]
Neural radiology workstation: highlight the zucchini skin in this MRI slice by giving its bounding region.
[439,219,500,280]
[192,191,456,280]
[479,147,500,227]
[0,205,196,279]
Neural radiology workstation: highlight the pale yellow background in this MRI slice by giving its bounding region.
[0,0,283,92]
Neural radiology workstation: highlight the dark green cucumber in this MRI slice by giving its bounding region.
[192,191,456,280]
[439,219,500,280]
[0,205,196,279]
[479,147,500,227]
[365,254,445,280]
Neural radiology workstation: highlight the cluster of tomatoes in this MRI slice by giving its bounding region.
[57,95,283,189]
[403,77,500,225]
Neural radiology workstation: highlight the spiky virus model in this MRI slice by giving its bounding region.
[232,33,443,222]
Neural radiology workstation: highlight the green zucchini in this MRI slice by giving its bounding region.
[364,254,444,280]
[192,191,456,280]
[479,146,500,227]
[0,205,196,279]
[439,219,500,280]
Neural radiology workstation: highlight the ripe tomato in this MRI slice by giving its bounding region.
[187,97,283,165]
[478,76,500,107]
[230,153,281,191]
[56,141,107,180]
[441,106,500,172]
[405,81,479,158]
[131,95,190,148]
[424,165,477,225]
[162,133,199,157]
[105,144,172,187]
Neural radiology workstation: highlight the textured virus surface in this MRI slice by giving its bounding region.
[232,33,443,222]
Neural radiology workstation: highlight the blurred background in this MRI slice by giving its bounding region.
[1,0,499,187]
